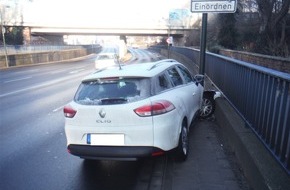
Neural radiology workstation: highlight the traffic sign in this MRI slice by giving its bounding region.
[191,0,237,13]
[166,36,173,44]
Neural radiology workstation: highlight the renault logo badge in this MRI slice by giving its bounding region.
[99,109,106,118]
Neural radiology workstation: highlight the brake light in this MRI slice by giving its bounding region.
[134,100,175,117]
[63,106,77,118]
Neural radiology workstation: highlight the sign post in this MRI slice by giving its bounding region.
[191,0,237,77]
[199,13,207,76]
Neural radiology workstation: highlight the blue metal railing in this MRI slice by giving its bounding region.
[151,45,290,174]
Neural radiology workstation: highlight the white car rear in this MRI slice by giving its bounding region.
[64,59,206,161]
[94,53,117,70]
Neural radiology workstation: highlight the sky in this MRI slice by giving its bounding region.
[20,0,190,27]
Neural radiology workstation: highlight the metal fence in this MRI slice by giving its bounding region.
[0,45,84,55]
[153,45,290,174]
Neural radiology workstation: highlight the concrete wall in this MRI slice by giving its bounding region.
[0,46,101,69]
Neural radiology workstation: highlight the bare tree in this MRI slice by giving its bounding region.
[255,0,290,56]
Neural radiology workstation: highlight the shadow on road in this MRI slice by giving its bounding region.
[79,159,141,190]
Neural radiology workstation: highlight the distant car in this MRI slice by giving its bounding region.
[94,53,117,70]
[64,59,215,161]
[131,44,139,49]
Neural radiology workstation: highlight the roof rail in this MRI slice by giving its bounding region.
[148,59,176,70]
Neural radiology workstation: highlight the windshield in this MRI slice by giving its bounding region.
[74,78,151,105]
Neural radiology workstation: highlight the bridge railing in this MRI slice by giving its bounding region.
[152,45,290,174]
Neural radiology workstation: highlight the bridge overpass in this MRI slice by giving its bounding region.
[2,1,194,44]
[3,2,193,44]
[19,23,192,45]
[28,26,188,37]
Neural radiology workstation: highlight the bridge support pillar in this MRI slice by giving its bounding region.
[173,37,186,46]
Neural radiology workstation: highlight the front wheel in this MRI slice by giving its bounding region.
[175,123,189,162]
[200,94,215,119]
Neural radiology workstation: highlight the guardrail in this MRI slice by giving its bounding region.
[151,45,290,174]
[0,45,85,55]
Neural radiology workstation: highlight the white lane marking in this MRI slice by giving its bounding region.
[69,69,86,74]
[53,103,68,112]
[0,70,92,98]
[49,69,68,74]
[49,66,86,74]
[14,69,40,74]
[3,76,32,83]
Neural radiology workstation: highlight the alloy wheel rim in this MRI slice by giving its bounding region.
[201,99,212,117]
[182,127,188,154]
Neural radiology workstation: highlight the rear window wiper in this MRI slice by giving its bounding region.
[100,98,128,105]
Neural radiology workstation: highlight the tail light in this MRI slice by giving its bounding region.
[63,106,77,118]
[134,100,175,117]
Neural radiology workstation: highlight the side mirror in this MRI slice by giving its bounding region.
[194,74,204,85]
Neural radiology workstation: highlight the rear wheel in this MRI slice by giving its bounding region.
[175,122,188,161]
[200,94,215,119]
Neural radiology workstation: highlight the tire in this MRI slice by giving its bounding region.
[175,122,189,161]
[200,94,215,119]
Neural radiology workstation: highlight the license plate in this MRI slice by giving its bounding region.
[87,134,124,146]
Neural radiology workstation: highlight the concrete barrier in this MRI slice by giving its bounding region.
[0,46,102,69]
[215,98,290,190]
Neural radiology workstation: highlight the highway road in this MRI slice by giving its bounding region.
[0,47,250,190]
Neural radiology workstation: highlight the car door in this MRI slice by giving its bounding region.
[165,66,196,123]
[175,65,202,122]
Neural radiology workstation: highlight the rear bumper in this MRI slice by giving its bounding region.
[67,144,164,161]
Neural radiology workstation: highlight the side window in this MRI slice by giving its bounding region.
[156,74,171,93]
[178,66,194,83]
[167,67,183,86]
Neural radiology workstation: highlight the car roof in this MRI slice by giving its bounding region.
[97,52,116,56]
[83,59,182,81]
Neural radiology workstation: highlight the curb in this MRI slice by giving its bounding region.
[215,98,290,190]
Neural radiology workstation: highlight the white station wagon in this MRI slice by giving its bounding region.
[94,52,117,70]
[64,59,215,161]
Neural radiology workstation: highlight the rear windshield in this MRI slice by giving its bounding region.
[74,78,151,105]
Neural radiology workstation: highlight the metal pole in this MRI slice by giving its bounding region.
[199,13,207,75]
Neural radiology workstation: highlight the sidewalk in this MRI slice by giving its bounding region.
[165,120,250,190]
